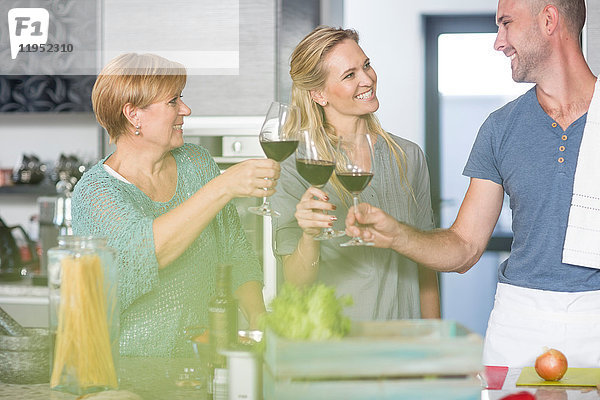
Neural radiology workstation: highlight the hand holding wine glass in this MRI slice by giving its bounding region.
[295,127,345,240]
[248,101,300,217]
[336,134,375,247]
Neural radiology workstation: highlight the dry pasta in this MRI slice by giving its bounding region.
[50,254,118,391]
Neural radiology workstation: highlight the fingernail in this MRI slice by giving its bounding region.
[330,216,337,221]
[324,195,329,201]
[332,205,337,210]
[328,222,333,227]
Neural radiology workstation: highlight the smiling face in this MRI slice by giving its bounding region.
[317,39,379,124]
[137,93,191,151]
[494,0,551,83]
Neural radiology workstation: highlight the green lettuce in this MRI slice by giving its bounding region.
[261,283,353,340]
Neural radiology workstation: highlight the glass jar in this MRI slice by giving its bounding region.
[48,236,119,395]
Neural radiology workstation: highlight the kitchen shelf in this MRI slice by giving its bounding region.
[0,183,56,196]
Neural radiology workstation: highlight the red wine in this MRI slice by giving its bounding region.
[336,172,373,194]
[260,140,299,161]
[296,159,335,187]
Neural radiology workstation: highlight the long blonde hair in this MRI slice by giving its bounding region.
[289,26,414,205]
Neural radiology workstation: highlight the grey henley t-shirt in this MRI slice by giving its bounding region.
[464,86,600,292]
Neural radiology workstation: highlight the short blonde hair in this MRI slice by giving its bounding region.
[92,53,187,142]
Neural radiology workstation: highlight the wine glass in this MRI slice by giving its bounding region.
[295,127,345,240]
[335,134,375,247]
[248,101,300,217]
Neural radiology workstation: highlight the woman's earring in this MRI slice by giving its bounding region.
[321,101,327,106]
[135,124,140,136]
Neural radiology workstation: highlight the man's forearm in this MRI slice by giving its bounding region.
[391,223,480,273]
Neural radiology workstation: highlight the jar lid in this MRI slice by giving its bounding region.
[57,235,108,248]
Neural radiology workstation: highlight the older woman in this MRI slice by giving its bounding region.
[72,53,278,357]
[270,27,440,320]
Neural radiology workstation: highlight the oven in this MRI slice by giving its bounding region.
[183,116,277,306]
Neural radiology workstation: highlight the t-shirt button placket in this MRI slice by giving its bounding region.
[560,132,567,165]
[557,126,567,171]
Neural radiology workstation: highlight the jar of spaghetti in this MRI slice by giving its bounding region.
[47,236,119,395]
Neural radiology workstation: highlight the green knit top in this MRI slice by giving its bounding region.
[71,143,263,357]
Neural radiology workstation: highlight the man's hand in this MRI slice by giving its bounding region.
[345,178,504,274]
[345,202,403,249]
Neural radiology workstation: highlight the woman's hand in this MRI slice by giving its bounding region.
[295,186,337,237]
[219,158,280,199]
[153,158,280,268]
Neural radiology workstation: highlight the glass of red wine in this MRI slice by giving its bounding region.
[336,134,375,247]
[295,127,345,240]
[248,101,300,217]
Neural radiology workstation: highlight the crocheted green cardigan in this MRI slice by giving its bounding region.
[72,143,263,357]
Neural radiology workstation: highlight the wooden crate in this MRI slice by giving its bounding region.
[263,367,482,400]
[262,319,483,400]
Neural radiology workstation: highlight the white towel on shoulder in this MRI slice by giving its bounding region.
[563,78,600,268]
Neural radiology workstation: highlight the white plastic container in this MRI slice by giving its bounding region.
[222,349,261,400]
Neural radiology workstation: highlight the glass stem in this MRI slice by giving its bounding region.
[321,208,332,234]
[261,177,270,209]
[352,195,361,238]
[321,188,329,218]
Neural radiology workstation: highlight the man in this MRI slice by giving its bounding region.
[346,0,600,368]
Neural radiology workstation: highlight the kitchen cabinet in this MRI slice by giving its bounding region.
[0,0,98,111]
[102,0,320,116]
[276,0,320,102]
[102,0,277,116]
[0,184,56,196]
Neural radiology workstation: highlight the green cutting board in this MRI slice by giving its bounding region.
[516,367,600,387]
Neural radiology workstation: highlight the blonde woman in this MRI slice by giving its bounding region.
[270,27,440,320]
[72,53,276,356]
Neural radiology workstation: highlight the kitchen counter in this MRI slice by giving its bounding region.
[0,279,48,298]
[0,280,49,328]
[0,357,208,400]
[2,365,599,399]
[483,367,600,400]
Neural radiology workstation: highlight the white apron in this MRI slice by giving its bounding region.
[483,283,600,368]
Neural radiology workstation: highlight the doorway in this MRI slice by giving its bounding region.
[424,15,532,335]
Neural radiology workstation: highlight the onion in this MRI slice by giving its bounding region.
[535,348,568,381]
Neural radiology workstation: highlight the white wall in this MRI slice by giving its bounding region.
[344,0,499,148]
[0,114,99,168]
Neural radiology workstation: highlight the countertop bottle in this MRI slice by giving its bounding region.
[207,264,237,400]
